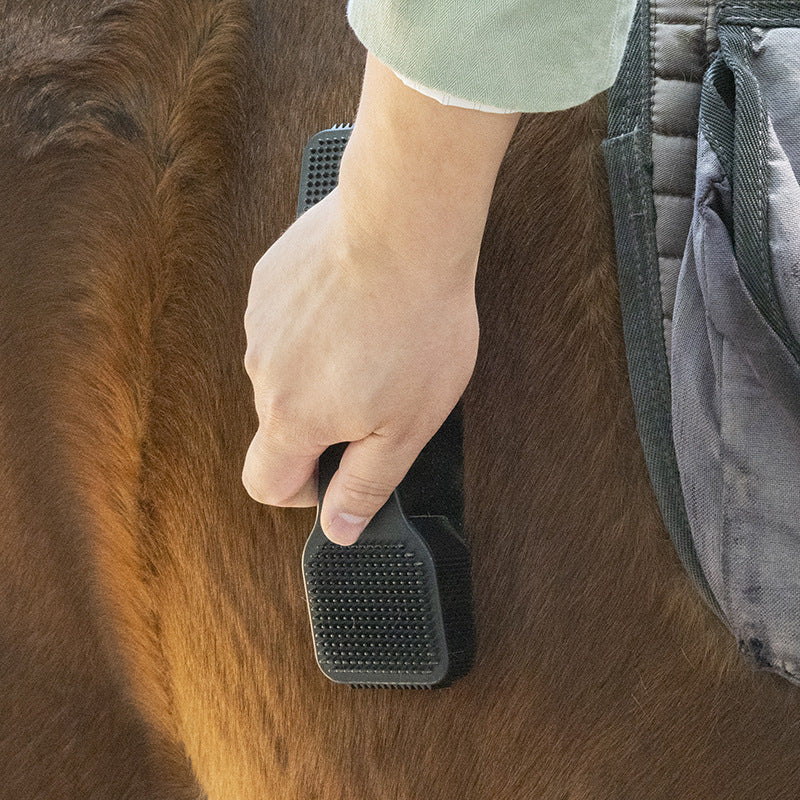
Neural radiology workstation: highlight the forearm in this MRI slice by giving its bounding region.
[335,51,521,286]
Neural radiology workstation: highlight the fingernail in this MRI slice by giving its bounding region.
[326,512,369,546]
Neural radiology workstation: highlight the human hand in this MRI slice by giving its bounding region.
[242,50,519,546]
[242,186,480,546]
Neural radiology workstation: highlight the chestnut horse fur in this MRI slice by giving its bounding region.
[1,0,798,798]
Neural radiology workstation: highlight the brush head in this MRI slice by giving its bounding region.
[302,442,476,689]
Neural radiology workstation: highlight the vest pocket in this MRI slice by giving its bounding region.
[670,12,800,685]
[697,20,800,365]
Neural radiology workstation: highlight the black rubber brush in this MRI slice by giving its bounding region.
[297,125,477,688]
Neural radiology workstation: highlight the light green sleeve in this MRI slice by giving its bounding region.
[346,0,637,113]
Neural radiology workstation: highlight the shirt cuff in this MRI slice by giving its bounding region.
[389,66,521,114]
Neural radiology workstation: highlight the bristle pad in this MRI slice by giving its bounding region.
[305,541,442,674]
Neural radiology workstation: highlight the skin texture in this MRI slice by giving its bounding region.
[242,51,519,545]
[1,1,799,799]
[242,185,481,545]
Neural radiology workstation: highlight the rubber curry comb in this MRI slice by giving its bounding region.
[297,125,477,688]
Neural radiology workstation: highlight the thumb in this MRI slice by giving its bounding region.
[320,433,419,546]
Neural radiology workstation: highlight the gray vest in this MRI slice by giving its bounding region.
[603,0,800,686]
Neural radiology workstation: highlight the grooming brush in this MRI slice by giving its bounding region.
[297,126,477,688]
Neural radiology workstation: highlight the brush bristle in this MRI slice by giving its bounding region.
[305,540,442,676]
[304,515,475,688]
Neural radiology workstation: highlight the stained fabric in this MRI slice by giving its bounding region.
[672,14,800,684]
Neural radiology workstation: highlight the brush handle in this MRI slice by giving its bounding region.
[316,442,347,507]
[315,442,406,536]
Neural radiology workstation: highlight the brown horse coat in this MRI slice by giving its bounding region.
[1,1,798,797]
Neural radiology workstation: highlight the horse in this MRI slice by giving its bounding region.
[1,0,797,797]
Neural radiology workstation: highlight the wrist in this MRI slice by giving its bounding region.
[336,134,490,265]
[330,183,480,299]
[334,51,519,281]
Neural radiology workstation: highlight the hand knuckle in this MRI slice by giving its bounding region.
[256,399,296,435]
[243,474,290,507]
[242,472,270,504]
[243,345,260,378]
[254,414,287,446]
